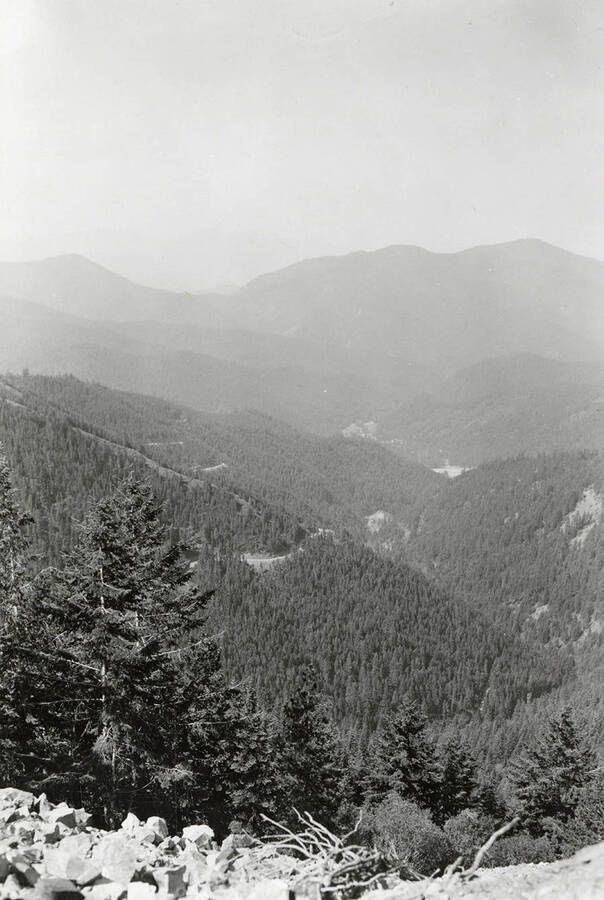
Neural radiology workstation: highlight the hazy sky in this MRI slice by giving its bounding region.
[1,0,603,289]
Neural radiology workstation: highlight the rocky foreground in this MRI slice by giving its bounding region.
[1,788,603,899]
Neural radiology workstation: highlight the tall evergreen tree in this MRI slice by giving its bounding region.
[0,445,31,617]
[510,707,597,835]
[0,447,34,786]
[436,736,479,824]
[280,667,347,829]
[364,701,441,818]
[0,473,277,830]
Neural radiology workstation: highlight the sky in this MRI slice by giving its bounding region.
[1,0,603,290]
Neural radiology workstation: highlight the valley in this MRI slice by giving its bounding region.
[1,239,603,889]
[1,370,603,771]
[4,5,603,891]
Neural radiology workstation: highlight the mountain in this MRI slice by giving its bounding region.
[2,239,604,450]
[0,253,223,323]
[0,296,378,433]
[230,239,604,368]
[379,354,604,465]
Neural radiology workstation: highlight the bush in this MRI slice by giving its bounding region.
[550,777,604,857]
[481,833,556,867]
[362,792,457,875]
[443,809,499,865]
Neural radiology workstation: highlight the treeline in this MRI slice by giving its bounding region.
[0,459,602,870]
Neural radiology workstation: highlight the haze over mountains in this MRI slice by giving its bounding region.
[1,238,603,463]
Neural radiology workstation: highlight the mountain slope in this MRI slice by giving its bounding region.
[0,373,439,550]
[0,254,223,323]
[0,297,378,432]
[1,372,602,763]
[379,354,604,465]
[231,239,604,367]
[2,239,604,447]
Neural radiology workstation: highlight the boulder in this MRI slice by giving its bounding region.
[126,884,158,899]
[48,805,78,830]
[0,874,23,898]
[0,789,36,811]
[64,858,104,887]
[33,876,83,899]
[92,834,139,885]
[145,818,169,844]
[181,825,214,850]
[8,850,40,886]
[151,865,187,897]
[121,813,141,833]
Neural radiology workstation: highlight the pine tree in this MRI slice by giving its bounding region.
[0,445,31,617]
[3,475,223,823]
[364,701,441,817]
[510,707,597,835]
[0,447,34,786]
[436,737,479,824]
[280,668,347,829]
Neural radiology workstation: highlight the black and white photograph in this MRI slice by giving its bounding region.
[1,1,603,897]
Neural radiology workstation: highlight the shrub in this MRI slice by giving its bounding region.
[481,833,556,867]
[443,808,499,864]
[362,792,457,875]
[550,777,604,857]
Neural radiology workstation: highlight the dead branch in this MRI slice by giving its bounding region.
[462,817,520,879]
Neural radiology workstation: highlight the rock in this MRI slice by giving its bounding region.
[0,855,9,880]
[0,874,23,899]
[64,858,104,887]
[178,846,208,886]
[35,795,53,818]
[181,825,213,850]
[80,882,125,900]
[138,827,158,846]
[151,865,186,898]
[145,818,169,844]
[9,850,41,886]
[44,836,96,878]
[38,823,61,845]
[74,809,93,828]
[5,804,32,824]
[121,813,141,833]
[157,837,178,853]
[58,834,96,858]
[126,884,158,899]
[0,789,36,811]
[92,834,138,884]
[33,876,83,899]
[48,805,77,830]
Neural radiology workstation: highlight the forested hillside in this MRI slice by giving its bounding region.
[1,373,439,544]
[378,354,604,465]
[202,539,574,744]
[0,377,308,564]
[2,373,602,771]
[399,452,604,759]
